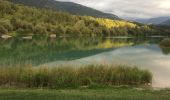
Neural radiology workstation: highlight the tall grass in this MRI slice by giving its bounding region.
[0,65,152,88]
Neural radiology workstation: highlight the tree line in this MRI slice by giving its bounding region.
[0,0,170,37]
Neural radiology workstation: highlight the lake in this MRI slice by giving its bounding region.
[0,37,170,88]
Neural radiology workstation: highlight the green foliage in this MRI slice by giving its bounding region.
[0,0,169,36]
[0,65,152,88]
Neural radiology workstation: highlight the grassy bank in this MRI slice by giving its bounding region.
[0,65,152,88]
[0,88,170,100]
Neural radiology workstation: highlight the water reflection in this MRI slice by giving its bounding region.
[0,37,167,66]
[160,47,170,55]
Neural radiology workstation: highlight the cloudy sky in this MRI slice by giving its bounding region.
[57,0,170,19]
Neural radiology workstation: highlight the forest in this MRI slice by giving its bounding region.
[0,0,170,37]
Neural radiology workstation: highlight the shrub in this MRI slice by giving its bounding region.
[159,38,170,47]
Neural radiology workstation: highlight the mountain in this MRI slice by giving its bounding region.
[8,0,119,20]
[161,19,170,26]
[131,17,170,25]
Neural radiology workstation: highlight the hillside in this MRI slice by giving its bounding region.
[161,19,170,26]
[8,0,119,20]
[132,17,170,25]
[0,0,169,37]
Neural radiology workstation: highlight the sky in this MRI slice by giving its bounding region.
[57,0,170,19]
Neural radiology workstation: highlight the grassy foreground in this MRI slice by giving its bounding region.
[0,88,170,100]
[0,65,152,88]
[0,65,154,100]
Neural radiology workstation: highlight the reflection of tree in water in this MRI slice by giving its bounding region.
[159,38,170,55]
[0,37,165,66]
[160,47,170,55]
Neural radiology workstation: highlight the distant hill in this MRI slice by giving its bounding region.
[161,19,170,26]
[131,17,170,25]
[8,0,119,20]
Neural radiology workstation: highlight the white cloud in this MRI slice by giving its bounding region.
[57,0,170,18]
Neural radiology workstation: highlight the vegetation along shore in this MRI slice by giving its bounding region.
[0,65,152,88]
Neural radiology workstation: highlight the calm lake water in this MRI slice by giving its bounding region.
[0,37,170,88]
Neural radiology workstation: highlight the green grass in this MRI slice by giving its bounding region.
[0,65,152,88]
[0,88,170,100]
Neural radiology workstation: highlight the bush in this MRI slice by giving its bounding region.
[159,38,170,47]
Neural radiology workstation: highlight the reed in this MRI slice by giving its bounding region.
[0,65,152,88]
